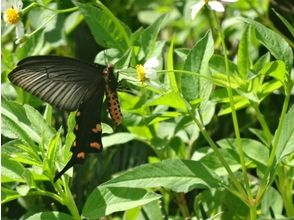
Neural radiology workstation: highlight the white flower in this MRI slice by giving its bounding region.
[2,0,24,42]
[191,0,238,19]
[136,57,160,83]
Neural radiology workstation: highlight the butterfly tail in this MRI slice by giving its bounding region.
[54,154,85,182]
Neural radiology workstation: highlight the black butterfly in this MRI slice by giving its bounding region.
[8,56,122,182]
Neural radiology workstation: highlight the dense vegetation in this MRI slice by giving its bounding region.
[1,0,293,219]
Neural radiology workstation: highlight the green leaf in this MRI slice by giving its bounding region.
[25,212,74,220]
[244,18,293,73]
[275,105,294,160]
[272,9,294,38]
[24,105,55,144]
[237,26,250,79]
[1,114,36,148]
[2,153,26,182]
[181,32,214,101]
[44,133,61,179]
[141,200,163,220]
[167,39,179,92]
[140,15,166,58]
[258,60,286,82]
[198,148,241,176]
[260,187,283,218]
[77,2,131,51]
[103,132,135,148]
[82,187,161,219]
[1,187,21,203]
[145,91,187,111]
[101,159,220,192]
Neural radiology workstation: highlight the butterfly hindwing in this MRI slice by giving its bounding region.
[53,87,104,181]
[8,56,104,111]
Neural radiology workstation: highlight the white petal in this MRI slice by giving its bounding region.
[144,57,159,69]
[145,68,157,80]
[190,1,205,19]
[1,0,13,11]
[208,1,225,12]
[15,21,24,40]
[13,0,23,10]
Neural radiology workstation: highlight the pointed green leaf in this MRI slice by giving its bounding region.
[276,105,294,160]
[25,212,74,220]
[77,2,131,51]
[102,159,221,192]
[82,187,161,219]
[145,91,187,111]
[141,15,166,58]
[244,18,293,73]
[181,32,214,101]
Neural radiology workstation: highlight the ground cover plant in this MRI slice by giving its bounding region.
[1,0,294,219]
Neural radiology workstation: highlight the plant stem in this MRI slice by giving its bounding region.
[186,106,247,202]
[250,101,273,144]
[256,91,291,203]
[176,193,190,218]
[212,11,253,203]
[64,181,81,220]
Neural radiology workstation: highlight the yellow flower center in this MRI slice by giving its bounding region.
[4,8,20,25]
[136,64,146,83]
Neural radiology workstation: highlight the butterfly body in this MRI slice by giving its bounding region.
[8,56,122,181]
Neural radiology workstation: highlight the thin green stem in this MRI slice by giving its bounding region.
[250,101,273,145]
[186,105,247,201]
[63,181,81,220]
[276,165,294,217]
[256,92,291,203]
[27,190,64,205]
[212,11,253,202]
[176,193,190,218]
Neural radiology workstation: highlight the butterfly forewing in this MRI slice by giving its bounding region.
[9,56,104,111]
[9,56,123,182]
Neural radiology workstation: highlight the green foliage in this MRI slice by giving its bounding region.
[1,0,294,219]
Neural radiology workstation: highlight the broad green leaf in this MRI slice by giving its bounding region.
[181,32,214,101]
[237,26,250,79]
[103,132,135,148]
[1,114,37,148]
[141,200,163,220]
[275,105,294,160]
[260,187,283,218]
[2,153,26,182]
[24,105,55,144]
[82,187,161,219]
[102,159,221,192]
[141,15,166,58]
[244,18,293,73]
[64,11,83,34]
[77,2,131,51]
[198,148,241,176]
[25,212,74,220]
[145,91,187,111]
